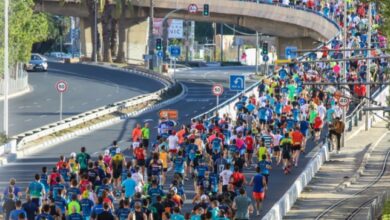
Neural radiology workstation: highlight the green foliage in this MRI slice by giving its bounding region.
[0,0,49,76]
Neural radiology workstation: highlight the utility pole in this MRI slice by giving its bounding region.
[148,0,154,70]
[342,0,347,148]
[213,22,216,61]
[185,20,189,65]
[220,24,224,62]
[3,0,9,136]
[255,31,259,75]
[93,0,98,62]
[365,2,372,131]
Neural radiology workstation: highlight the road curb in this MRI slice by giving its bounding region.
[0,85,32,101]
[13,83,187,159]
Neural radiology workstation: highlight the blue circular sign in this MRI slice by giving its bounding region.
[262,55,269,62]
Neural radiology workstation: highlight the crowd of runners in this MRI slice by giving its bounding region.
[1,0,388,220]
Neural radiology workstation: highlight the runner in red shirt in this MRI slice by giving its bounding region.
[134,144,146,176]
[313,115,323,141]
[245,130,254,167]
[290,127,305,167]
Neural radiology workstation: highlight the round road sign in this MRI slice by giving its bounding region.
[262,55,269,62]
[55,80,68,93]
[212,84,224,96]
[188,4,198,13]
[338,96,350,107]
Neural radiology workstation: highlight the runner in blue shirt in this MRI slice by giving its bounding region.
[68,213,83,220]
[249,167,267,216]
[258,155,272,184]
[35,204,54,220]
[148,180,165,204]
[115,199,131,220]
[90,198,104,219]
[173,151,186,177]
[80,192,94,219]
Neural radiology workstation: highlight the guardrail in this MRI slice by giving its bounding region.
[12,67,177,151]
[192,1,342,121]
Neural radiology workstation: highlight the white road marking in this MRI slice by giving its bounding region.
[24,118,32,122]
[39,115,47,118]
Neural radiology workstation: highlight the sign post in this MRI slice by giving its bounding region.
[170,45,181,78]
[229,75,245,93]
[212,84,224,109]
[55,80,68,120]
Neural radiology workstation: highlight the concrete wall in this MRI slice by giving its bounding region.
[126,19,149,63]
[277,37,319,59]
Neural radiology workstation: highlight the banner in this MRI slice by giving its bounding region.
[153,18,183,39]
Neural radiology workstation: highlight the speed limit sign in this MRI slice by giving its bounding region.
[55,80,68,93]
[338,96,350,107]
[188,4,198,13]
[212,84,224,96]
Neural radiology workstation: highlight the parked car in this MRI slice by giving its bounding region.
[26,53,48,72]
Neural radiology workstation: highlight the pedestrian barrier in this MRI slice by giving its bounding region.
[261,85,389,220]
[12,67,179,152]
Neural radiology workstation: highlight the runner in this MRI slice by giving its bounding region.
[290,126,305,167]
[250,167,267,216]
[280,133,293,174]
[111,148,125,195]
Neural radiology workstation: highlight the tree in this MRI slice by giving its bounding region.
[0,0,49,77]
[113,0,134,63]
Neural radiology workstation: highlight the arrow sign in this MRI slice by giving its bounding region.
[230,75,245,91]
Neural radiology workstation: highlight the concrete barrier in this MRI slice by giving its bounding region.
[261,85,389,220]
[262,142,329,220]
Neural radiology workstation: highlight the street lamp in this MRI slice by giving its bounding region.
[93,0,98,62]
[3,0,9,136]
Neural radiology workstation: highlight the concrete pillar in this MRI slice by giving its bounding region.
[80,18,92,58]
[126,19,149,64]
[277,37,318,59]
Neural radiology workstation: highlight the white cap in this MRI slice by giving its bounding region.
[104,150,110,156]
[116,148,121,154]
[70,152,76,158]
[201,195,208,201]
[171,187,177,194]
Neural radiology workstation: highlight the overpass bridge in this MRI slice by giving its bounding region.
[36,0,340,61]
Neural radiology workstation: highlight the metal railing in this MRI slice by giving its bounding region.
[0,63,29,96]
[13,67,178,150]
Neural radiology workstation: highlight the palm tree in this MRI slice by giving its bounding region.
[83,0,104,61]
[101,0,114,62]
[113,0,134,63]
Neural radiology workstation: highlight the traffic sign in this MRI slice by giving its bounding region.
[230,75,245,91]
[55,80,68,93]
[212,84,224,96]
[285,46,298,59]
[159,109,178,120]
[262,55,269,62]
[188,4,198,13]
[338,96,350,107]
[157,51,163,58]
[170,46,181,57]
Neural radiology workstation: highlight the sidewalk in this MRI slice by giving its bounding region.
[284,121,389,219]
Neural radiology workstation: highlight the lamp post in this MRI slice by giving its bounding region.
[3,0,9,136]
[365,2,372,131]
[93,0,98,62]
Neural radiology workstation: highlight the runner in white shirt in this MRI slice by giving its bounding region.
[168,131,179,156]
[317,102,327,120]
[333,103,343,118]
[271,130,283,165]
[219,164,233,193]
[131,166,144,192]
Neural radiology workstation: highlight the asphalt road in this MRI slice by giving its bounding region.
[0,62,163,136]
[0,65,326,219]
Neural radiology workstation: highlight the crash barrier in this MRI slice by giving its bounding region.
[12,67,178,152]
[262,85,389,220]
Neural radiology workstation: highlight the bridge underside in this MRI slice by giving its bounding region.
[36,1,335,60]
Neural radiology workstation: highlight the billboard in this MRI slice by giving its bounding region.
[153,18,183,39]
